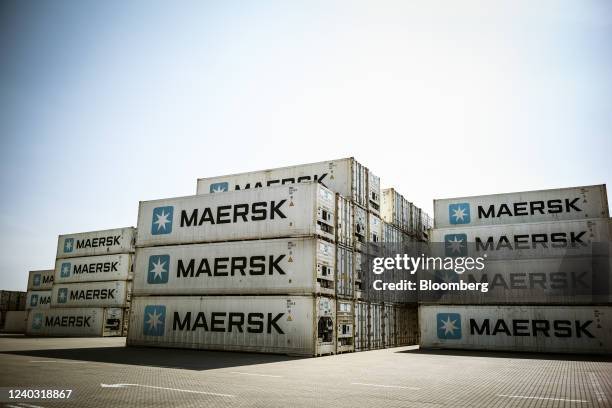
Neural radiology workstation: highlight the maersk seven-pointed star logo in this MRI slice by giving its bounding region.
[30,294,39,307]
[445,233,468,257]
[151,206,174,235]
[148,255,170,284]
[210,182,229,193]
[449,203,470,225]
[143,305,166,336]
[32,313,43,329]
[64,238,74,253]
[57,288,68,304]
[437,313,462,339]
[33,274,41,287]
[61,262,71,278]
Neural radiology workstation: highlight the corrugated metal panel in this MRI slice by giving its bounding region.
[353,204,368,253]
[431,218,611,260]
[1,311,26,333]
[368,213,382,244]
[383,303,396,347]
[137,183,335,247]
[51,281,131,308]
[434,184,609,229]
[56,227,135,259]
[336,299,354,353]
[54,253,133,284]
[336,245,354,299]
[396,304,419,346]
[27,270,54,291]
[133,238,335,296]
[127,295,336,356]
[26,291,52,310]
[369,302,383,349]
[26,307,126,337]
[355,301,368,351]
[368,170,381,216]
[419,305,612,354]
[196,157,369,209]
[335,194,354,247]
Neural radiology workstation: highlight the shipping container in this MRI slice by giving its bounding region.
[431,218,611,260]
[419,305,612,354]
[196,157,371,210]
[0,291,27,311]
[434,184,609,229]
[26,308,126,337]
[418,255,612,305]
[336,299,355,353]
[336,194,354,247]
[354,250,364,300]
[127,295,336,356]
[51,281,131,308]
[54,253,133,284]
[56,227,136,259]
[27,270,54,291]
[26,290,52,310]
[1,311,26,333]
[137,183,335,248]
[336,245,354,299]
[368,171,381,216]
[133,238,335,296]
[355,301,368,351]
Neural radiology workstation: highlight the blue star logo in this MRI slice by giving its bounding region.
[30,294,39,307]
[143,305,166,336]
[437,313,462,339]
[210,182,229,193]
[33,274,41,287]
[445,233,468,257]
[64,238,74,253]
[57,288,68,304]
[449,203,470,225]
[151,206,173,235]
[61,262,71,278]
[32,313,43,329]
[147,255,170,284]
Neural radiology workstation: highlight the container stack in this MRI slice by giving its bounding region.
[1,289,27,333]
[420,184,612,354]
[26,227,135,337]
[127,158,423,355]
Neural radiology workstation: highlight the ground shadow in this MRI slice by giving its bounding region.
[398,347,612,362]
[3,345,308,371]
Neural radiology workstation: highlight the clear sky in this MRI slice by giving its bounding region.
[1,1,610,290]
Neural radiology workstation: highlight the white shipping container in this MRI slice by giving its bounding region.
[434,184,609,229]
[54,254,133,284]
[381,188,404,229]
[26,290,52,310]
[127,295,336,356]
[432,218,611,260]
[133,238,335,296]
[51,281,131,308]
[137,183,335,247]
[26,308,126,337]
[57,227,136,259]
[27,270,54,291]
[419,305,612,354]
[336,299,354,353]
[2,311,26,333]
[419,255,612,305]
[196,157,372,210]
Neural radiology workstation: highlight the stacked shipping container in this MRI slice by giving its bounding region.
[26,227,135,337]
[422,185,612,354]
[128,158,421,355]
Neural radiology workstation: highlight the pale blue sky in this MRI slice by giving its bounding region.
[1,1,610,290]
